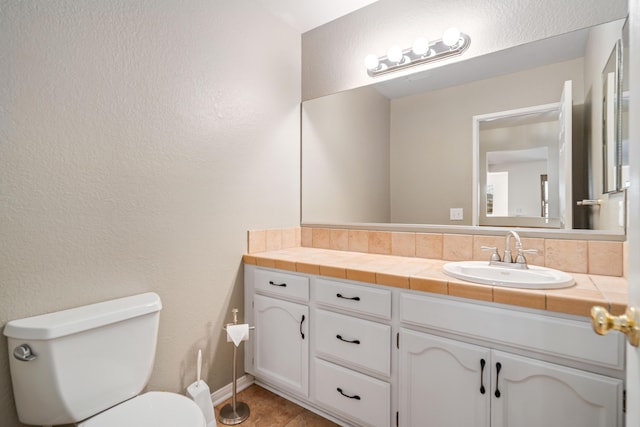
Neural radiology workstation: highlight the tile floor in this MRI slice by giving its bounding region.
[214,384,339,426]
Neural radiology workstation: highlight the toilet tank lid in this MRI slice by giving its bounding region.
[3,292,162,340]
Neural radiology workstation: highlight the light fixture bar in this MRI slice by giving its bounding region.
[365,31,471,77]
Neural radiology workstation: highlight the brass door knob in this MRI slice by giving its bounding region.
[590,306,640,347]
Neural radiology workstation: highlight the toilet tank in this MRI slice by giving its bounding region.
[3,292,162,426]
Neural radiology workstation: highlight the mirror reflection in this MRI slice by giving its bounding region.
[301,19,627,233]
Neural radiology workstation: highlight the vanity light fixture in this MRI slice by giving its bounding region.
[364,27,471,77]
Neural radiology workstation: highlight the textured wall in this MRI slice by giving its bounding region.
[0,1,300,426]
[302,0,628,100]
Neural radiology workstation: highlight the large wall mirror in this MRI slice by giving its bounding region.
[302,18,627,236]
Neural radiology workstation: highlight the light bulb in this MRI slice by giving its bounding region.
[364,54,380,71]
[442,27,462,47]
[387,45,404,64]
[411,37,430,56]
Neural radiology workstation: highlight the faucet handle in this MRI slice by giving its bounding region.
[480,246,501,262]
[515,248,538,265]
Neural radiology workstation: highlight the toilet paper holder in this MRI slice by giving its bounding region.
[219,308,254,425]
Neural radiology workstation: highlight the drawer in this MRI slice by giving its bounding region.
[313,358,390,427]
[400,292,624,371]
[254,268,309,302]
[315,278,391,319]
[314,309,390,376]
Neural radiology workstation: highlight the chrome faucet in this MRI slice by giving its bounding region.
[503,230,522,263]
[481,230,537,269]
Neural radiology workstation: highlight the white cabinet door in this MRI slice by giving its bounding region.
[398,329,490,427]
[491,351,623,427]
[253,294,309,397]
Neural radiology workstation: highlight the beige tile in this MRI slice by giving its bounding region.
[348,229,369,253]
[448,279,493,302]
[285,411,340,427]
[319,265,347,279]
[369,231,392,255]
[346,268,376,284]
[442,234,473,261]
[282,227,300,249]
[376,272,410,289]
[255,257,276,269]
[301,227,313,247]
[392,232,416,257]
[588,241,623,276]
[546,291,605,317]
[266,229,283,251]
[274,259,296,272]
[312,228,331,249]
[493,287,546,310]
[544,239,588,273]
[296,262,320,275]
[623,241,628,278]
[415,233,443,259]
[243,254,257,265]
[248,229,266,253]
[330,229,349,251]
[410,276,448,295]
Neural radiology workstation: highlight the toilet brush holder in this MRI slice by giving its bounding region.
[187,350,217,427]
[219,308,254,425]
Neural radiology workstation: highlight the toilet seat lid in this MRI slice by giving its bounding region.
[78,392,206,427]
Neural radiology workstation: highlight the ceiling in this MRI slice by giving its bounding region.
[254,0,381,33]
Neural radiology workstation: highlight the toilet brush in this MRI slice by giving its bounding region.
[187,349,217,427]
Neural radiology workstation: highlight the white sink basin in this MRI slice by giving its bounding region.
[442,261,574,289]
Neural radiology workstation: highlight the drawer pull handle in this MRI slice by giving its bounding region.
[479,358,486,394]
[300,314,305,340]
[494,362,502,398]
[337,387,361,400]
[336,334,360,345]
[336,293,360,301]
[269,281,287,287]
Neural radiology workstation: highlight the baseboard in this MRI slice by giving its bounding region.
[210,374,255,406]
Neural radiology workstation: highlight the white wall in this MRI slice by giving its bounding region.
[302,0,627,100]
[302,86,391,223]
[0,1,300,426]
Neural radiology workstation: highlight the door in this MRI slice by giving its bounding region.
[626,2,640,425]
[253,294,309,397]
[398,329,490,427]
[491,351,622,427]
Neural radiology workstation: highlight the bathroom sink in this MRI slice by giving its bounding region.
[442,261,574,289]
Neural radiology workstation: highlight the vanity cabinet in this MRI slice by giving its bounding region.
[245,264,625,427]
[398,329,622,427]
[399,292,624,427]
[250,269,310,398]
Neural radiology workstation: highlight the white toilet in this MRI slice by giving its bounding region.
[3,292,206,427]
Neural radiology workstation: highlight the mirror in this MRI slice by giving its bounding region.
[473,83,572,229]
[301,19,627,234]
[602,40,622,193]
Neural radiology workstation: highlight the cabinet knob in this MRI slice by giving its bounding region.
[590,306,640,347]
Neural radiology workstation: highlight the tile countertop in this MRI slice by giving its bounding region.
[243,247,628,318]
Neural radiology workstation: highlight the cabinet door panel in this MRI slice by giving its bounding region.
[491,351,623,427]
[398,329,490,427]
[254,294,309,397]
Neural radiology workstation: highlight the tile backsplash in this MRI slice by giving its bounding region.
[247,227,625,277]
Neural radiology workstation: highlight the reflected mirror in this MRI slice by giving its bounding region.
[473,86,572,229]
[602,40,622,193]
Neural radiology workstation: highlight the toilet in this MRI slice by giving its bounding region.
[3,292,206,427]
